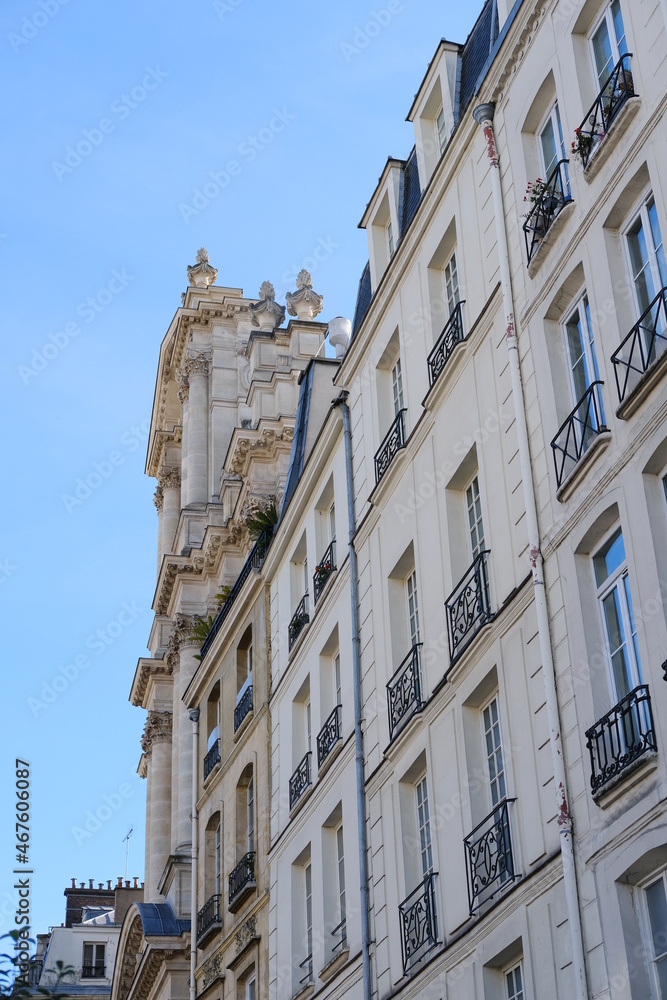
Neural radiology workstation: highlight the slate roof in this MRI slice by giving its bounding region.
[279,362,315,518]
[135,902,189,937]
[351,262,371,337]
[398,147,421,239]
[458,0,500,115]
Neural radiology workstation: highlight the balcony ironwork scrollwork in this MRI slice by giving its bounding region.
[234,684,253,733]
[288,594,310,651]
[585,684,657,794]
[523,159,572,265]
[576,54,635,169]
[316,705,342,768]
[374,409,406,485]
[313,540,336,604]
[387,643,424,742]
[611,287,667,405]
[289,751,312,810]
[398,872,439,974]
[551,381,607,489]
[203,738,221,780]
[445,551,493,666]
[228,851,256,910]
[464,798,516,913]
[196,894,221,944]
[427,301,466,387]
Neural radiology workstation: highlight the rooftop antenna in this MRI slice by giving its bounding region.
[122,828,133,879]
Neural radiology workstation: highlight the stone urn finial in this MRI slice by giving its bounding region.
[286,269,323,321]
[249,280,286,332]
[187,248,218,287]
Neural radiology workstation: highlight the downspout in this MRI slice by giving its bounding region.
[472,103,588,1000]
[332,390,372,1000]
[189,708,200,1000]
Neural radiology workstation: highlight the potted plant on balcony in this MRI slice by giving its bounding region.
[288,611,309,645]
[313,559,332,591]
[571,127,595,166]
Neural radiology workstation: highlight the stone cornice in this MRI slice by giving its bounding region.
[130,655,172,708]
[489,0,549,104]
[153,530,229,616]
[226,422,294,477]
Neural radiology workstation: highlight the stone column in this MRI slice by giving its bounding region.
[158,466,182,564]
[153,487,164,575]
[180,353,210,508]
[141,711,173,901]
[167,615,200,855]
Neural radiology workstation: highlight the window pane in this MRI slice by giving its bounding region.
[416,776,433,876]
[443,252,460,315]
[540,115,558,178]
[483,698,506,806]
[628,216,657,314]
[592,17,614,86]
[647,879,667,958]
[648,199,667,288]
[593,527,625,586]
[611,0,628,56]
[602,588,633,698]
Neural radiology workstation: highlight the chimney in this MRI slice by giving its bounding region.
[133,878,139,888]
[89,880,94,889]
[71,879,76,889]
[327,316,352,359]
[107,881,112,890]
[117,877,123,888]
[125,880,130,888]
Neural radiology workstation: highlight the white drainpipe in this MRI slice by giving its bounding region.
[189,708,200,1000]
[473,102,588,1000]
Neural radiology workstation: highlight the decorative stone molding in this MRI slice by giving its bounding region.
[187,247,218,288]
[166,613,199,667]
[200,951,224,989]
[286,269,323,320]
[176,366,189,403]
[141,711,173,755]
[153,486,164,513]
[137,754,148,779]
[249,281,286,332]
[183,351,212,379]
[241,494,276,522]
[131,657,172,708]
[492,1,547,104]
[235,916,257,954]
[228,425,295,476]
[158,466,182,490]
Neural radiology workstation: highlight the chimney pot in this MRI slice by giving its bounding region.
[117,878,123,887]
[107,881,112,890]
[125,880,130,888]
[89,880,93,889]
[80,882,85,889]
[71,879,76,889]
[133,878,138,888]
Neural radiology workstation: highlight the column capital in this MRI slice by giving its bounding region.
[182,351,212,379]
[153,486,164,513]
[158,466,182,490]
[141,710,173,755]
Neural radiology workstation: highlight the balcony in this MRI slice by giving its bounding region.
[197,894,222,945]
[289,751,312,810]
[298,954,313,989]
[464,798,516,914]
[586,684,657,795]
[577,54,636,170]
[374,408,406,485]
[611,287,667,411]
[228,851,256,912]
[203,738,221,781]
[523,159,572,266]
[288,594,310,651]
[81,967,105,979]
[551,381,608,490]
[234,682,253,733]
[387,643,424,743]
[313,540,336,604]
[331,917,347,956]
[200,528,272,660]
[427,301,466,387]
[398,872,439,975]
[445,551,493,667]
[316,705,342,768]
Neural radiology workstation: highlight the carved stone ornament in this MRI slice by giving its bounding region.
[176,366,189,403]
[153,486,164,512]
[249,280,286,332]
[201,952,223,989]
[158,466,182,490]
[235,915,257,954]
[183,351,212,379]
[285,269,323,320]
[166,614,199,667]
[141,711,173,754]
[187,247,218,288]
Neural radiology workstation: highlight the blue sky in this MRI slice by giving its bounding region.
[1,0,479,943]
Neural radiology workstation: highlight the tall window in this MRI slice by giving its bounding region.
[304,863,313,977]
[305,699,312,754]
[406,569,421,647]
[328,501,336,543]
[591,1,628,91]
[564,292,605,432]
[435,106,447,155]
[215,820,222,895]
[443,250,460,318]
[336,824,346,943]
[391,357,404,416]
[245,977,256,1000]
[625,195,667,320]
[415,775,434,878]
[334,652,342,708]
[642,872,667,997]
[387,219,395,258]
[482,696,506,807]
[505,962,525,1000]
[247,777,255,853]
[539,102,568,187]
[82,944,105,979]
[466,475,485,561]
[593,526,642,702]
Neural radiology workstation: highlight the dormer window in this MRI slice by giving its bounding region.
[435,106,447,155]
[387,220,395,258]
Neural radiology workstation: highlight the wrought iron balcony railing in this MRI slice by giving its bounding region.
[331,917,347,956]
[203,738,221,780]
[196,894,222,944]
[464,798,516,914]
[398,872,439,974]
[289,751,312,810]
[317,704,342,768]
[427,301,466,387]
[81,967,105,979]
[611,286,667,405]
[288,593,310,651]
[387,643,424,742]
[551,381,607,489]
[234,684,253,733]
[445,551,493,666]
[200,528,272,659]
[313,539,336,604]
[523,159,572,265]
[228,851,256,910]
[577,54,635,169]
[585,684,657,794]
[375,408,407,485]
[299,954,314,988]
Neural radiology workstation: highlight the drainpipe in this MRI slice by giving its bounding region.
[332,391,372,1000]
[472,103,588,1000]
[189,708,200,1000]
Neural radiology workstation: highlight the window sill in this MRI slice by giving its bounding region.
[527,199,575,278]
[228,880,256,914]
[616,346,667,420]
[318,948,350,983]
[292,983,314,1000]
[555,429,611,503]
[203,759,221,786]
[592,749,658,807]
[582,95,641,183]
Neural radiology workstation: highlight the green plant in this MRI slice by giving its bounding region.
[214,585,231,607]
[245,503,278,541]
[190,615,217,659]
[0,930,71,998]
[571,127,595,165]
